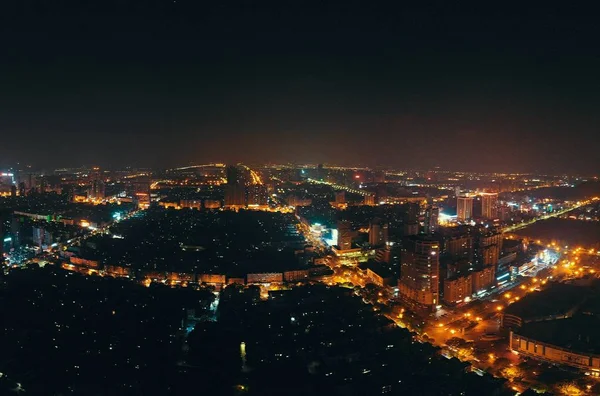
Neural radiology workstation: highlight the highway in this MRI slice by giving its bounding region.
[306,178,370,196]
[502,198,594,233]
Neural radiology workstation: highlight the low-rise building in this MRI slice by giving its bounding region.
[204,200,221,209]
[510,316,600,371]
[501,282,588,329]
[246,272,283,284]
[180,200,201,210]
[283,269,310,282]
[199,273,226,284]
[70,256,100,269]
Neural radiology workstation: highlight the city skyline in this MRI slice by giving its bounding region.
[3,3,600,394]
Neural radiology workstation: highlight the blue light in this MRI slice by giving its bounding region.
[3,237,11,243]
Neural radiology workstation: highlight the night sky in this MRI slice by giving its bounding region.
[1,1,599,173]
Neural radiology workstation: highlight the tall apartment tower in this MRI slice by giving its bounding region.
[481,193,498,219]
[424,206,439,234]
[399,236,440,308]
[224,166,246,208]
[334,191,346,205]
[369,219,389,247]
[478,232,503,267]
[247,184,268,206]
[337,221,353,251]
[457,196,474,222]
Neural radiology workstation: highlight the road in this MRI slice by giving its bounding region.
[306,178,370,196]
[502,198,594,233]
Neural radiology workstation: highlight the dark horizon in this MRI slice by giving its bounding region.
[1,2,599,174]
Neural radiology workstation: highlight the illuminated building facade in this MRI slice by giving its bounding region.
[88,167,105,200]
[199,274,226,284]
[180,200,201,210]
[498,205,511,221]
[366,268,385,287]
[509,314,600,371]
[368,220,388,247]
[287,195,312,207]
[443,275,473,304]
[224,166,246,208]
[247,184,268,207]
[283,269,310,282]
[456,196,473,222]
[130,177,151,207]
[510,330,600,371]
[399,237,440,307]
[246,272,284,284]
[480,193,498,219]
[423,206,439,234]
[363,194,375,206]
[478,232,503,267]
[471,265,495,292]
[443,234,474,262]
[337,221,353,251]
[204,199,221,209]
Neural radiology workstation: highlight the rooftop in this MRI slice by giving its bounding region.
[504,282,590,320]
[516,315,600,355]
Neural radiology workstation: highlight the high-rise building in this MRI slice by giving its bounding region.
[443,274,473,305]
[423,206,439,234]
[130,177,151,207]
[334,191,345,205]
[225,184,246,208]
[498,205,512,222]
[33,226,53,248]
[363,194,375,206]
[88,179,105,200]
[481,193,498,219]
[226,166,242,185]
[337,221,353,250]
[224,166,246,208]
[399,236,440,308]
[478,232,503,267]
[403,222,419,236]
[369,219,388,247]
[457,196,474,222]
[472,266,495,293]
[317,164,324,181]
[405,203,420,223]
[443,234,474,262]
[247,185,268,206]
